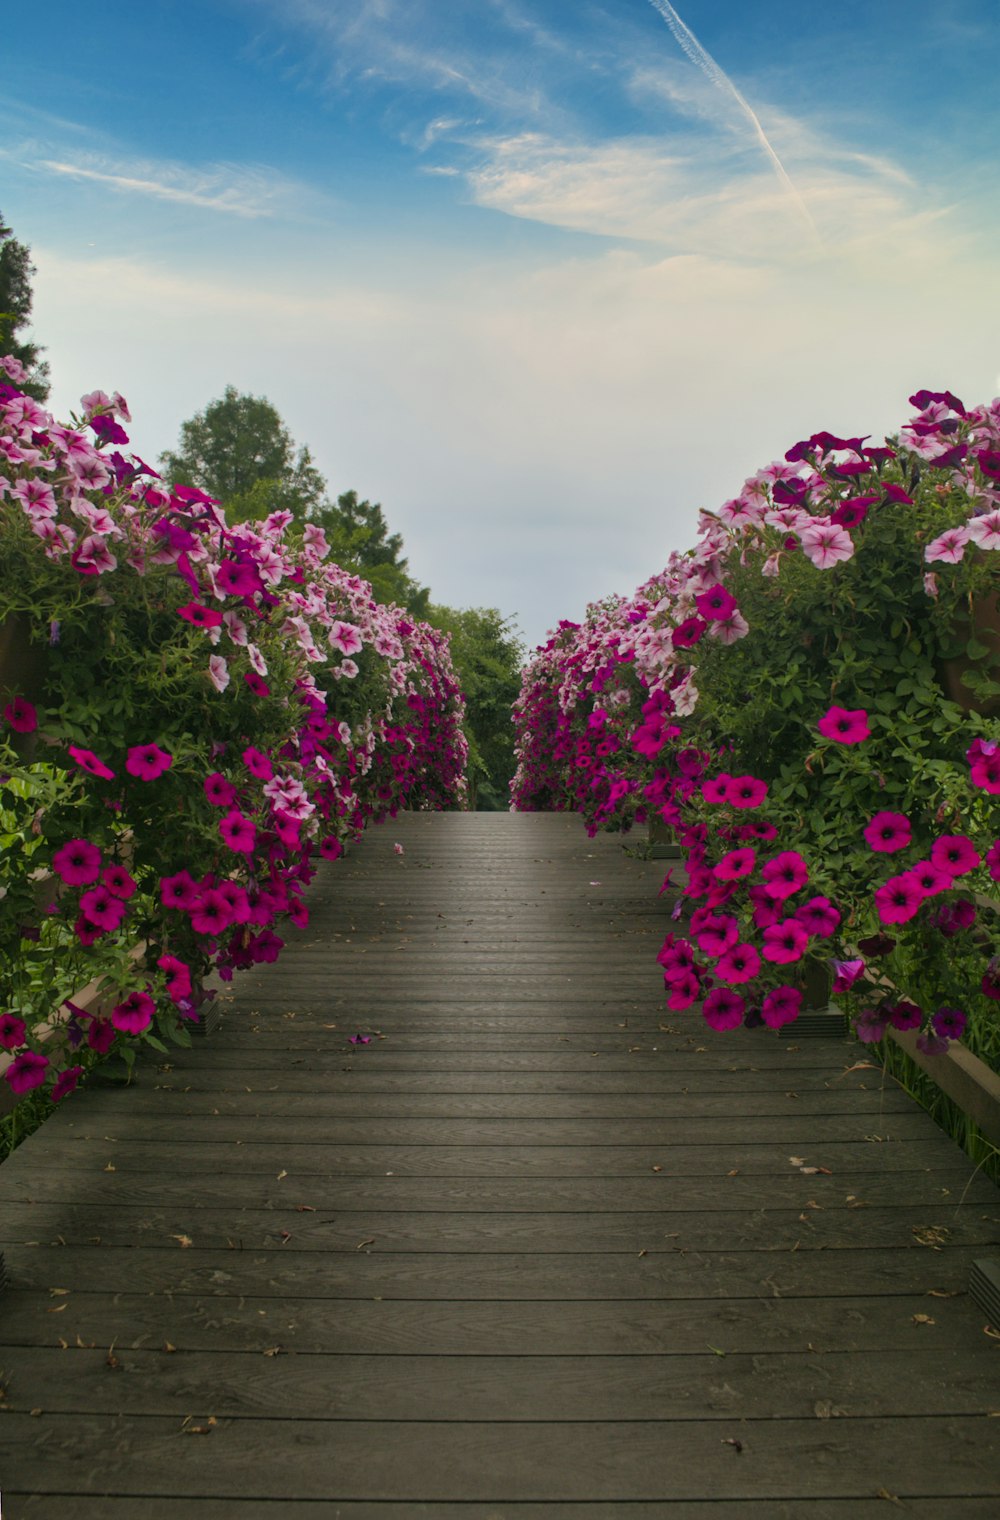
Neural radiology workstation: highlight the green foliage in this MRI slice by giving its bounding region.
[428,604,524,809]
[159,386,327,521]
[0,212,49,401]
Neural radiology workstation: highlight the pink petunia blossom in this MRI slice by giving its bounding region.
[51,1065,83,1102]
[715,942,761,985]
[831,957,866,994]
[694,913,740,957]
[874,873,924,924]
[886,1000,922,1031]
[178,602,224,628]
[102,864,137,899]
[207,655,230,692]
[909,859,953,897]
[52,838,101,886]
[0,1013,27,1050]
[68,745,115,780]
[695,586,738,622]
[244,671,270,697]
[3,696,37,732]
[87,1017,117,1054]
[329,620,364,656]
[160,870,200,910]
[79,885,127,932]
[761,851,809,901]
[924,526,971,563]
[966,509,1000,550]
[215,559,261,597]
[986,840,1000,881]
[319,836,344,861]
[817,706,870,744]
[761,985,802,1028]
[798,523,855,569]
[204,772,237,807]
[762,918,810,963]
[5,1050,49,1094]
[930,834,981,878]
[242,746,273,780]
[863,812,911,853]
[725,775,768,809]
[794,896,841,937]
[190,889,234,936]
[111,990,155,1034]
[157,954,192,1002]
[702,988,745,1031]
[713,847,756,881]
[126,744,173,781]
[220,811,257,854]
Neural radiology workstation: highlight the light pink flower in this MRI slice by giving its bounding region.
[924,526,971,563]
[798,523,855,569]
[967,510,1000,550]
[208,655,230,692]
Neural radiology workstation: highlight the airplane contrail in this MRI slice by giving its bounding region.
[647,0,823,248]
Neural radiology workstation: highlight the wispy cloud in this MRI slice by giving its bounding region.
[646,0,821,248]
[36,159,283,218]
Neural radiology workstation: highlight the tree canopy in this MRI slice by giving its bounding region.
[0,212,49,401]
[427,604,525,810]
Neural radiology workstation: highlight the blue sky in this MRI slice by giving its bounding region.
[4,0,1000,649]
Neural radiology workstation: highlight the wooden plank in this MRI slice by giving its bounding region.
[0,1413,998,1501]
[8,1501,1000,1520]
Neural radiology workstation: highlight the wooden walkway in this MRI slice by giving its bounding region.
[1,810,999,1517]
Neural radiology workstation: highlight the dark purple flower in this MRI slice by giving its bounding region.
[931,1006,967,1041]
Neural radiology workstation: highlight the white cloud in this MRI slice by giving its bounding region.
[33,155,307,219]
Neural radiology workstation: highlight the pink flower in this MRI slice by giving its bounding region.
[761,851,809,900]
[102,864,137,899]
[886,1000,921,1031]
[930,834,981,878]
[207,655,230,693]
[985,840,1000,882]
[924,526,971,563]
[87,1017,117,1054]
[5,1050,49,1094]
[863,812,911,853]
[702,988,745,1031]
[68,745,115,780]
[817,706,870,744]
[715,942,761,984]
[215,559,260,596]
[244,671,270,697]
[794,896,840,937]
[713,847,756,881]
[694,586,738,622]
[51,1064,83,1102]
[932,1006,967,1040]
[701,774,733,804]
[161,870,199,910]
[3,696,37,732]
[319,836,343,861]
[126,744,173,781]
[220,811,257,854]
[724,775,768,809]
[204,772,237,807]
[79,885,127,932]
[798,523,855,569]
[329,620,364,656]
[909,859,953,897]
[761,985,801,1028]
[694,914,740,957]
[242,746,273,780]
[671,615,707,648]
[966,510,1000,550]
[52,838,101,886]
[762,918,810,963]
[157,954,192,1002]
[190,889,234,936]
[178,602,224,628]
[111,990,155,1034]
[831,958,866,994]
[216,880,251,922]
[874,873,924,924]
[0,1012,27,1050]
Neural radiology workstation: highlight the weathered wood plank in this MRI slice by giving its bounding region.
[8,1501,1000,1520]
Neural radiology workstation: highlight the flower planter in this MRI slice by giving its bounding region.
[647,817,682,859]
[938,591,1000,716]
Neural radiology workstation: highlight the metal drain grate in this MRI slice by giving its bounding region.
[970,1258,1000,1330]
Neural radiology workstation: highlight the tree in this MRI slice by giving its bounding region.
[0,213,49,401]
[159,386,327,522]
[315,489,431,616]
[427,605,525,810]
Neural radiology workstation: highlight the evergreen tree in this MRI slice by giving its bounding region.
[315,489,431,616]
[0,213,50,401]
[428,605,524,809]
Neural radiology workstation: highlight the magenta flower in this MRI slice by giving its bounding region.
[930,834,981,878]
[761,985,801,1028]
[3,696,37,732]
[817,706,870,744]
[161,870,199,910]
[986,840,1000,882]
[725,775,768,809]
[855,1007,888,1044]
[204,772,237,807]
[702,987,745,1031]
[177,602,224,628]
[715,942,761,984]
[111,990,155,1034]
[5,1050,49,1094]
[68,745,115,780]
[916,1031,950,1056]
[713,847,756,881]
[672,616,707,648]
[52,838,101,886]
[248,929,284,964]
[874,873,924,924]
[190,889,234,936]
[971,751,1000,794]
[924,526,970,563]
[126,744,173,781]
[863,812,911,853]
[102,863,137,899]
[0,1013,27,1050]
[219,811,257,854]
[157,954,192,1002]
[931,1006,967,1041]
[762,918,810,963]
[886,1000,922,1031]
[241,746,273,780]
[761,850,809,900]
[51,1065,83,1102]
[243,671,270,697]
[349,1033,372,1045]
[216,880,251,922]
[695,586,738,622]
[79,885,127,931]
[794,896,840,937]
[831,957,866,993]
[694,914,740,957]
[88,1017,117,1054]
[701,773,733,804]
[909,859,953,897]
[319,836,344,861]
[74,914,104,946]
[215,559,260,597]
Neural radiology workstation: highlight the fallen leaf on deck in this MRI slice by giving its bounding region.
[911,1313,936,1326]
[263,1346,283,1357]
[48,1288,69,1297]
[295,1205,316,1213]
[912,1225,950,1249]
[721,1437,743,1452]
[171,1234,193,1249]
[276,1170,288,1181]
[163,1342,177,1353]
[926,1289,959,1298]
[356,1238,376,1250]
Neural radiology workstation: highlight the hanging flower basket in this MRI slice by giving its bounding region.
[0,612,47,708]
[939,591,1000,716]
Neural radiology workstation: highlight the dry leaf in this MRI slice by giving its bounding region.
[789,1156,806,1166]
[48,1288,69,1297]
[162,1342,177,1353]
[103,1163,116,1172]
[46,1304,68,1314]
[356,1237,376,1250]
[875,1488,904,1506]
[846,1195,868,1209]
[912,1225,950,1249]
[295,1204,316,1213]
[911,1313,936,1326]
[726,1169,739,1177]
[106,1345,120,1370]
[279,1230,293,1244]
[263,1346,283,1357]
[276,1170,288,1181]
[29,1408,42,1416]
[721,1437,743,1452]
[984,1324,1000,1341]
[927,1289,959,1298]
[171,1234,193,1249]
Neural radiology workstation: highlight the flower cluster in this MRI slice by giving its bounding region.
[513,389,1000,1060]
[1,369,467,1102]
